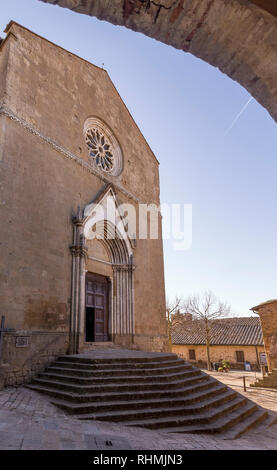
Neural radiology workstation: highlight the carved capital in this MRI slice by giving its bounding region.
[112,264,135,272]
[70,245,78,257]
[72,206,84,226]
[70,244,88,258]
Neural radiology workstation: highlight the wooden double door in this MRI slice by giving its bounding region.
[85,273,109,342]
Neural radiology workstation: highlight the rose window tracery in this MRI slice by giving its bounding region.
[85,128,114,172]
[84,117,123,176]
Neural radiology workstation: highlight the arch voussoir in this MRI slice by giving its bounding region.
[39,0,277,123]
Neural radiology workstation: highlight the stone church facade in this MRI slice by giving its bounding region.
[0,22,168,386]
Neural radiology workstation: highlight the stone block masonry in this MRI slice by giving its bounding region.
[2,331,68,386]
[39,0,277,124]
[0,21,168,385]
[251,300,277,371]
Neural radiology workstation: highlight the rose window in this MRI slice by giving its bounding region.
[85,128,114,172]
[84,117,123,176]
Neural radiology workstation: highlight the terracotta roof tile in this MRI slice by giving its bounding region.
[172,316,263,346]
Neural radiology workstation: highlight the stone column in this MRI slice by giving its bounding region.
[112,263,134,344]
[0,369,4,390]
[69,208,87,354]
[108,276,113,338]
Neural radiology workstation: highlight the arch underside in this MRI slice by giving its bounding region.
[91,220,131,266]
[39,0,277,123]
[86,220,135,345]
[70,211,134,354]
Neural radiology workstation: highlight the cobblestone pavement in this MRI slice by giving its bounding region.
[0,386,276,450]
[203,370,277,415]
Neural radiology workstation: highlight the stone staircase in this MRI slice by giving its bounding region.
[26,350,269,438]
[251,369,277,390]
[81,341,125,353]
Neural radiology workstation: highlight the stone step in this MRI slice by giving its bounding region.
[254,412,277,431]
[58,353,178,365]
[41,364,192,380]
[31,373,208,394]
[250,369,277,389]
[250,379,277,389]
[49,383,227,415]
[38,368,199,385]
[163,402,259,434]
[255,382,277,388]
[116,396,248,429]
[223,409,269,439]
[254,373,277,381]
[27,350,266,437]
[82,341,115,348]
[74,389,237,422]
[45,362,192,378]
[25,377,215,403]
[52,358,186,371]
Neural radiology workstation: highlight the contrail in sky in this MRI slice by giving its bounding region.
[224,97,253,136]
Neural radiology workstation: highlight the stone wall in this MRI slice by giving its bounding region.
[2,331,68,386]
[134,333,169,353]
[39,0,277,124]
[0,22,168,385]
[252,301,277,371]
[172,344,264,371]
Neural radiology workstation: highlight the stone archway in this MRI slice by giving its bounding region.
[39,0,277,123]
[69,186,135,354]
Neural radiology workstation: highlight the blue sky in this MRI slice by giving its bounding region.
[1,0,277,316]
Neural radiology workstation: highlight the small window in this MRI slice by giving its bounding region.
[235,351,245,363]
[189,349,196,360]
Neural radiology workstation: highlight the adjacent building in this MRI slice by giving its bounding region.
[172,316,265,371]
[251,300,277,372]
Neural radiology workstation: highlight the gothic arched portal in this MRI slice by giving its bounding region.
[69,186,135,354]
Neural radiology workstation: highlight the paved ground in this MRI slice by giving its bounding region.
[204,369,277,415]
[0,384,276,450]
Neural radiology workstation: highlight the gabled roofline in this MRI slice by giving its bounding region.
[0,24,17,53]
[4,20,104,73]
[172,315,264,346]
[3,21,160,165]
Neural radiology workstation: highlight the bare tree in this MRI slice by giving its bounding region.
[166,295,183,351]
[182,291,231,371]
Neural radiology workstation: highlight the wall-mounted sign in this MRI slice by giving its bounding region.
[15,336,30,348]
[259,352,267,365]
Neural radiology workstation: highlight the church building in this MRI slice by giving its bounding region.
[0,22,168,386]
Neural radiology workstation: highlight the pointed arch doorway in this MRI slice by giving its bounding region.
[69,185,135,354]
[85,272,109,342]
